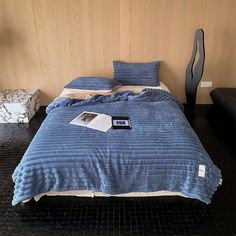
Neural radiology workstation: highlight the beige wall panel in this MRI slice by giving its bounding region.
[0,0,235,105]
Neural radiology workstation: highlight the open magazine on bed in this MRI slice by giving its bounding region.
[70,111,112,132]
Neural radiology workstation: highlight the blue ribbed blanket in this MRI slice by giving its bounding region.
[12,89,221,205]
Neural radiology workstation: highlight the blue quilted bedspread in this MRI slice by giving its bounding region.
[12,89,221,205]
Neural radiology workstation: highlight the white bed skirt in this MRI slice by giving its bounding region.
[23,190,186,203]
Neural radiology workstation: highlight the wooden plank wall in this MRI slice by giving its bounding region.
[0,0,235,105]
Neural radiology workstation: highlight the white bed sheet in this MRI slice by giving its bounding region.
[22,190,185,203]
[58,81,170,100]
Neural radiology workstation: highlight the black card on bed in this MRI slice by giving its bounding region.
[112,116,132,129]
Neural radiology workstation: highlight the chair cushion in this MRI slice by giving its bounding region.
[210,88,236,120]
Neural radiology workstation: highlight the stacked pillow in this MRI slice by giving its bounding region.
[64,60,160,92]
[64,77,121,91]
[113,61,160,86]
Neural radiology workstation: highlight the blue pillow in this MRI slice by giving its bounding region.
[64,77,121,90]
[113,61,160,86]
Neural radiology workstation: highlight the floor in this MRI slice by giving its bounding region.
[0,106,235,236]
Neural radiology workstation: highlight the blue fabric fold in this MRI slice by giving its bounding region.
[46,89,183,114]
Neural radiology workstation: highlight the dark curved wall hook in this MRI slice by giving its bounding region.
[185,28,205,110]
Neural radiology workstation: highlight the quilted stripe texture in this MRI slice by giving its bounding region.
[64,77,121,90]
[113,61,160,86]
[12,89,221,205]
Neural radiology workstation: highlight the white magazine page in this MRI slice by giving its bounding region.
[88,114,111,132]
[70,111,111,132]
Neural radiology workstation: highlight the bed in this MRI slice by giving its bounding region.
[12,62,222,205]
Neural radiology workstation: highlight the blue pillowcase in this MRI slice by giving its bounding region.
[113,61,160,86]
[64,77,121,90]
